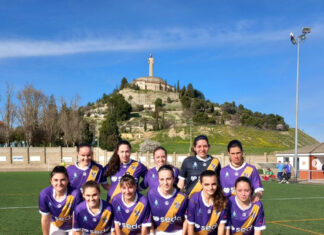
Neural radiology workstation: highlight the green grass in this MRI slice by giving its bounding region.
[134,125,318,154]
[1,172,324,235]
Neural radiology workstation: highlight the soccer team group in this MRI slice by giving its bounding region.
[39,135,266,235]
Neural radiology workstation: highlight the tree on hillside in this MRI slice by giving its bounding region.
[180,86,186,98]
[154,98,163,109]
[99,114,121,151]
[177,80,180,92]
[105,93,132,121]
[180,95,191,110]
[186,83,195,98]
[120,77,129,90]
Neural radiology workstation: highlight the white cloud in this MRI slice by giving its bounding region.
[0,23,323,59]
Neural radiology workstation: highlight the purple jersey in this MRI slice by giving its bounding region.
[73,199,114,234]
[104,160,147,202]
[227,196,266,235]
[112,193,151,235]
[147,187,187,232]
[67,161,107,192]
[187,191,227,235]
[143,166,179,190]
[39,186,82,230]
[220,163,264,197]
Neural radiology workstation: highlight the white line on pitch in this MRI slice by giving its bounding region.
[263,196,324,201]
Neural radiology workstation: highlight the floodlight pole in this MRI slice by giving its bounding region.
[290,27,311,182]
[294,37,300,181]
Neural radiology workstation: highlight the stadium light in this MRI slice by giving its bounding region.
[290,27,311,181]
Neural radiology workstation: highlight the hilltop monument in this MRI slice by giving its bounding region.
[131,54,175,92]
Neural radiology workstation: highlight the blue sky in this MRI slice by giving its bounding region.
[0,0,323,141]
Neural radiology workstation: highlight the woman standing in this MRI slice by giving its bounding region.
[142,146,179,190]
[178,135,221,197]
[67,143,108,192]
[104,140,147,203]
[226,177,266,235]
[147,165,188,235]
[220,140,263,202]
[112,175,151,235]
[73,181,114,235]
[187,170,227,235]
[39,166,82,235]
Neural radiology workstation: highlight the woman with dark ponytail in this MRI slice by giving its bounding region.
[104,140,147,203]
[187,170,227,235]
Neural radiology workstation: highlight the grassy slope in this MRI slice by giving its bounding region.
[1,172,324,234]
[132,125,318,154]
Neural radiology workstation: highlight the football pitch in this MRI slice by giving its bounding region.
[0,172,323,235]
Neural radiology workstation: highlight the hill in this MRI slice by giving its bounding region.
[124,124,318,154]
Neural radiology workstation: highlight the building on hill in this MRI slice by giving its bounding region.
[130,54,175,92]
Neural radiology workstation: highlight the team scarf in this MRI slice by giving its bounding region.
[197,208,221,235]
[232,204,260,235]
[156,193,186,232]
[90,209,112,235]
[109,161,140,203]
[231,166,253,196]
[121,201,145,235]
[189,158,220,198]
[51,195,75,228]
[86,164,99,182]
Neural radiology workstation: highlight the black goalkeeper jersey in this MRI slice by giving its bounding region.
[179,155,221,195]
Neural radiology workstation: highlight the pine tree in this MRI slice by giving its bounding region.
[120,77,128,90]
[99,114,121,151]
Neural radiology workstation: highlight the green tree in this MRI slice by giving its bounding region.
[105,93,132,121]
[99,114,121,151]
[186,83,195,98]
[120,77,129,90]
[154,98,163,108]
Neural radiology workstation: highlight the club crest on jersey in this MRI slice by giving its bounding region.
[154,199,159,207]
[191,176,197,181]
[211,164,216,169]
[232,211,237,217]
[93,218,97,222]
[83,172,87,176]
[225,172,229,178]
[242,212,246,217]
[111,176,117,182]
[73,172,78,178]
[175,202,181,209]
[198,208,202,215]
[117,206,121,212]
[91,171,96,177]
[193,162,198,169]
[244,173,249,177]
[152,174,155,178]
[223,187,230,194]
[83,216,88,222]
[48,202,52,207]
[57,204,62,208]
[135,210,141,217]
[251,212,257,219]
